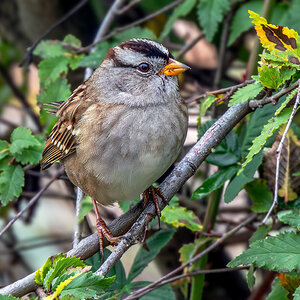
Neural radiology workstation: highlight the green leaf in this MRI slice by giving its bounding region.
[228,0,263,45]
[294,286,300,299]
[258,66,296,89]
[241,102,278,156]
[245,179,273,213]
[200,95,217,118]
[241,107,296,173]
[278,210,300,229]
[161,206,202,232]
[38,56,69,85]
[0,295,22,300]
[246,265,255,290]
[228,82,263,107]
[118,198,140,213]
[160,0,197,40]
[63,34,82,48]
[0,164,24,205]
[37,77,71,104]
[34,40,64,59]
[197,0,230,42]
[60,272,115,298]
[224,152,263,203]
[10,127,39,155]
[85,249,126,290]
[13,142,44,165]
[114,27,155,42]
[206,130,241,167]
[44,256,86,291]
[266,277,289,300]
[127,229,175,282]
[35,257,52,285]
[249,224,272,244]
[228,232,300,272]
[77,196,93,223]
[0,140,10,160]
[275,88,298,116]
[191,165,238,200]
[78,42,111,69]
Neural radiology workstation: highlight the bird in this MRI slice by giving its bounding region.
[41,38,189,256]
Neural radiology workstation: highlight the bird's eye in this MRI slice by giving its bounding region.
[138,63,150,72]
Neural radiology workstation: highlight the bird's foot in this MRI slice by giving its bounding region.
[92,199,121,260]
[142,186,168,229]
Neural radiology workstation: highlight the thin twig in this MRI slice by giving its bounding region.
[124,214,257,300]
[0,169,63,238]
[79,0,184,53]
[116,0,142,14]
[262,80,300,223]
[84,0,127,79]
[175,33,205,60]
[19,0,89,67]
[0,63,42,132]
[149,266,249,290]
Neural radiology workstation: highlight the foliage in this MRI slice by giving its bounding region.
[1,2,300,300]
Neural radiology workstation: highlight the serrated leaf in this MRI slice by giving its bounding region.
[245,179,273,213]
[10,127,39,154]
[160,0,197,40]
[228,232,300,272]
[114,27,155,42]
[161,206,202,232]
[294,285,300,299]
[266,277,289,300]
[63,35,82,48]
[228,0,263,45]
[13,142,44,165]
[241,107,296,173]
[78,42,111,69]
[127,230,175,282]
[0,140,10,160]
[0,164,24,205]
[224,152,263,203]
[242,102,278,156]
[38,56,69,85]
[278,210,300,229]
[197,0,230,42]
[249,224,272,244]
[35,257,52,285]
[37,77,71,104]
[191,165,238,200]
[228,82,263,107]
[249,10,300,59]
[34,40,64,59]
[44,256,86,291]
[60,272,115,298]
[275,88,298,116]
[258,65,295,89]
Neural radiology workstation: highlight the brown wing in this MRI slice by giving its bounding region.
[40,83,92,170]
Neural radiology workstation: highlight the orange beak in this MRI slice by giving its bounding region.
[158,58,190,76]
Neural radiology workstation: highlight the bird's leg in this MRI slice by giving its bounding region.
[142,186,168,229]
[92,199,120,259]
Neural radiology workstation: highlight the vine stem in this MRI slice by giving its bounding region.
[262,80,300,223]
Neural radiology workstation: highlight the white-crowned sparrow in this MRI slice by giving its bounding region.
[41,39,189,254]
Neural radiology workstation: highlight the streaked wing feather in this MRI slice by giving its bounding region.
[41,83,90,170]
